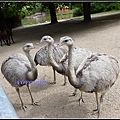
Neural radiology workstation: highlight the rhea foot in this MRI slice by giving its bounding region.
[78,96,84,106]
[32,101,40,106]
[92,109,100,118]
[49,81,56,84]
[61,82,66,86]
[21,105,27,111]
[69,89,77,97]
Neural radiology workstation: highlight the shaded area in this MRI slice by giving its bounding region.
[12,11,120,43]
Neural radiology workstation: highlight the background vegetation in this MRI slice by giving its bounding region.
[0,2,120,28]
[72,2,120,17]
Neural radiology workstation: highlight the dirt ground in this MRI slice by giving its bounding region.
[1,12,120,118]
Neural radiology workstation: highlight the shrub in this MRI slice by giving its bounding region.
[72,7,83,17]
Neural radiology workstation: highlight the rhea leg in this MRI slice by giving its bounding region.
[92,92,100,118]
[78,91,84,105]
[26,84,39,106]
[53,68,56,84]
[15,87,27,111]
[50,67,56,84]
[92,91,106,118]
[62,75,67,86]
[69,88,77,97]
[92,92,99,114]
[73,88,77,96]
[100,91,106,103]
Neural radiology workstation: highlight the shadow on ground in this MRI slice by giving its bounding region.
[12,12,120,43]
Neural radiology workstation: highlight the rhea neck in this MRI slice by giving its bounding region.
[24,50,36,68]
[24,50,38,80]
[67,43,81,88]
[48,42,62,72]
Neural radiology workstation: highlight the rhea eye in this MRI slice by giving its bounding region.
[64,40,68,42]
[44,38,46,40]
[26,45,30,47]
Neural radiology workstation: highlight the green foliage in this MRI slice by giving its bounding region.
[3,2,25,18]
[72,3,83,17]
[72,2,120,17]
[2,2,43,19]
[90,2,120,14]
[72,7,83,17]
[1,2,120,28]
[106,2,120,11]
[91,2,106,13]
[1,2,25,28]
[21,2,43,16]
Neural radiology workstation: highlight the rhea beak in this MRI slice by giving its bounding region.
[58,42,65,47]
[36,42,40,45]
[32,44,37,49]
[40,39,43,43]
[40,38,45,44]
[34,46,37,49]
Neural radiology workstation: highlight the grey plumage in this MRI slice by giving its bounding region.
[34,39,68,85]
[40,35,92,96]
[1,43,38,111]
[59,36,120,118]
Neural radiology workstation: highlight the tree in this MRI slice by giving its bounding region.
[70,2,91,22]
[42,2,58,24]
[1,2,26,28]
[0,7,6,31]
[48,2,58,24]
[1,2,42,28]
[83,2,91,22]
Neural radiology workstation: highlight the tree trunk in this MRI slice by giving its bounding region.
[5,16,22,29]
[49,2,58,24]
[83,2,91,22]
[0,8,6,31]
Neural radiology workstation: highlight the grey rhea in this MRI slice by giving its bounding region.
[40,35,92,96]
[59,36,119,118]
[1,43,38,111]
[34,42,67,85]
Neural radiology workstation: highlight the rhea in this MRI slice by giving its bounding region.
[1,43,38,111]
[40,35,92,96]
[34,42,67,85]
[59,36,119,118]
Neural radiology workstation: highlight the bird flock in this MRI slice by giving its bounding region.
[1,35,120,118]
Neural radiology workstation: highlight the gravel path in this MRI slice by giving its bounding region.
[0,12,120,118]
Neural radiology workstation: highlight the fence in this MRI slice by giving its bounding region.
[0,84,18,118]
[22,11,73,26]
